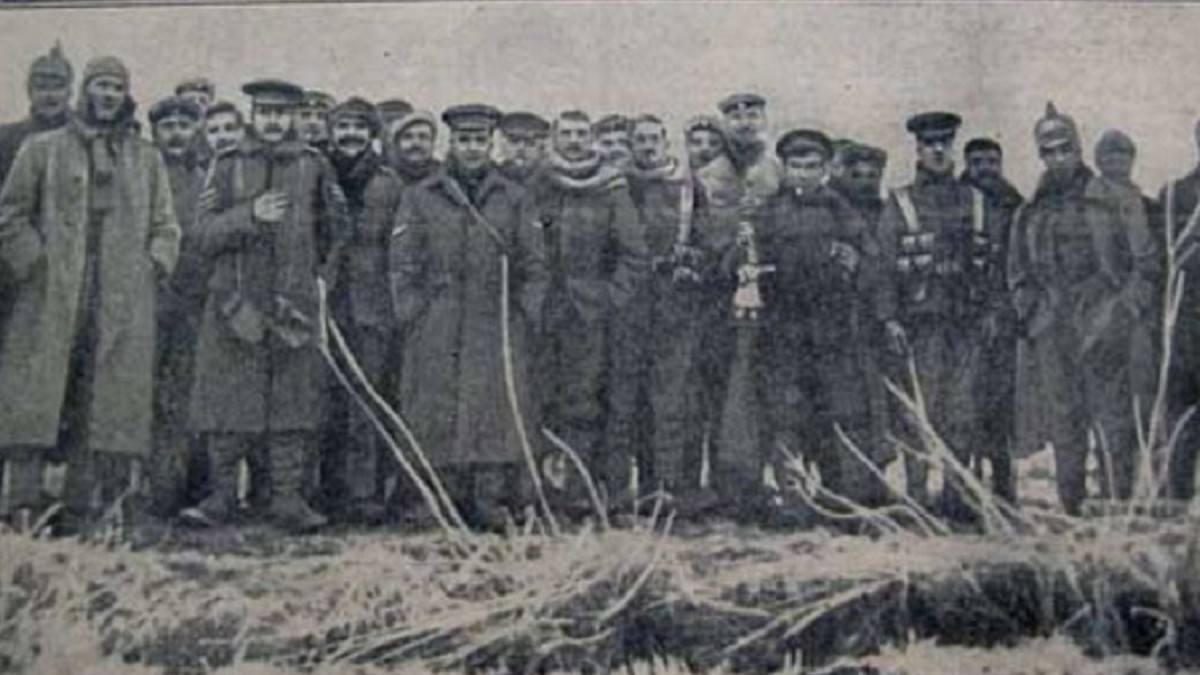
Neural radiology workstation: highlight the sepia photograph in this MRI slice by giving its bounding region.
[1,1,1199,673]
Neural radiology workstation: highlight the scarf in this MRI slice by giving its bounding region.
[393,156,440,184]
[331,149,383,211]
[630,156,685,183]
[545,150,626,192]
[71,113,136,215]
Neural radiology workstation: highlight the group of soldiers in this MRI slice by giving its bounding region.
[0,43,1190,536]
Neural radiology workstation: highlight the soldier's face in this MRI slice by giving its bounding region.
[28,74,71,121]
[205,110,244,153]
[395,123,435,164]
[180,90,212,113]
[724,106,765,144]
[844,161,883,197]
[1098,150,1135,182]
[783,152,826,191]
[1039,141,1082,177]
[449,128,493,172]
[686,129,724,168]
[331,117,373,158]
[595,131,632,169]
[966,149,1004,183]
[154,114,199,159]
[916,135,955,175]
[503,134,545,169]
[297,108,329,143]
[85,75,126,123]
[251,103,294,145]
[632,121,668,169]
[554,118,593,162]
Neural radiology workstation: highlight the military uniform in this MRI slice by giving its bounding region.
[1009,105,1157,514]
[877,112,1002,520]
[322,98,404,522]
[497,111,549,187]
[530,146,648,506]
[759,130,885,506]
[386,110,442,186]
[184,80,348,532]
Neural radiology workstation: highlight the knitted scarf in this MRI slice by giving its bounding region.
[545,150,625,192]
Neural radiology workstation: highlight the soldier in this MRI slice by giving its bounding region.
[321,97,403,524]
[961,137,1024,502]
[297,90,335,154]
[1157,120,1200,502]
[612,113,707,510]
[1009,104,1157,514]
[758,129,884,510]
[386,110,441,186]
[718,92,781,202]
[685,115,741,208]
[377,99,413,168]
[390,104,547,531]
[838,143,888,232]
[0,43,74,187]
[175,77,216,114]
[147,96,210,516]
[876,111,1003,522]
[182,79,348,532]
[531,109,647,514]
[497,111,550,186]
[593,113,633,172]
[0,56,180,532]
[203,101,246,157]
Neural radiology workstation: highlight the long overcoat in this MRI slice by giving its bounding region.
[390,166,547,467]
[0,121,180,456]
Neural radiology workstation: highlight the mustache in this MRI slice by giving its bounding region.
[262,124,285,134]
[336,136,369,146]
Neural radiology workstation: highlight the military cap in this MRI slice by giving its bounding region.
[842,142,888,168]
[391,110,437,140]
[718,92,767,115]
[1034,102,1079,150]
[1095,129,1136,157]
[241,79,304,106]
[29,42,73,85]
[441,103,502,131]
[329,97,381,136]
[300,90,336,111]
[499,111,550,139]
[148,96,203,125]
[905,111,962,141]
[775,128,833,160]
[592,114,632,136]
[175,77,215,98]
[964,137,1003,156]
[378,99,414,122]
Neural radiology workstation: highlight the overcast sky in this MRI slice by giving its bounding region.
[1,1,1199,194]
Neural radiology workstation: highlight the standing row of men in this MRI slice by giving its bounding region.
[0,44,1186,536]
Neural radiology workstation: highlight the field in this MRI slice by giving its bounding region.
[2,448,1199,675]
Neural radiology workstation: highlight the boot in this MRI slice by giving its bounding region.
[268,436,327,533]
[180,441,240,528]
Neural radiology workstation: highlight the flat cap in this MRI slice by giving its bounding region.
[329,96,381,135]
[391,110,437,140]
[905,111,962,140]
[242,79,304,106]
[377,99,413,122]
[300,90,336,110]
[499,111,550,139]
[175,77,215,97]
[842,142,888,168]
[206,100,242,119]
[148,96,204,125]
[441,103,502,131]
[718,92,767,114]
[592,113,632,136]
[775,128,833,160]
[1095,129,1136,157]
[964,137,1003,156]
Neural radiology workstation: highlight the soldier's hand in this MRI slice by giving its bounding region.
[885,320,908,355]
[831,242,860,273]
[253,191,290,225]
[197,186,219,214]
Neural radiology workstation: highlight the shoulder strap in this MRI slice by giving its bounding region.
[442,177,508,252]
[677,169,695,246]
[894,186,921,234]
